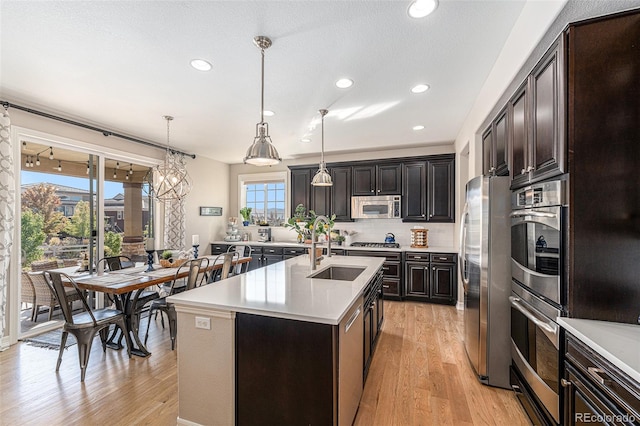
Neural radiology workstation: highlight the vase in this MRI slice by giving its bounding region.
[242,221,249,226]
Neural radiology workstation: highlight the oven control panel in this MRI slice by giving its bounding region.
[512,179,567,209]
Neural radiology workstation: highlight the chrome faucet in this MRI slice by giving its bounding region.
[310,215,332,270]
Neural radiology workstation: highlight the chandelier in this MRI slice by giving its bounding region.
[151,115,192,202]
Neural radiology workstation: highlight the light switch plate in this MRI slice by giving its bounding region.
[195,316,211,330]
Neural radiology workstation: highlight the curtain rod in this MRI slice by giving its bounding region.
[1,100,196,159]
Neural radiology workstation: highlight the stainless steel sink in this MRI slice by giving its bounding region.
[308,266,366,281]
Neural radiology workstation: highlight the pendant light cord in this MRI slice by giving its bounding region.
[260,47,265,125]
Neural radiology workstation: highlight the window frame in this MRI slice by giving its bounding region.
[238,171,289,226]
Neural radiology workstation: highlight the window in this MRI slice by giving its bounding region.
[245,182,285,225]
[238,171,288,226]
[117,210,123,220]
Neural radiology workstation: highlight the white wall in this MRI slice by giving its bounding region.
[184,157,229,255]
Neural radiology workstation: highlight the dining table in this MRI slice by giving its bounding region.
[52,255,251,357]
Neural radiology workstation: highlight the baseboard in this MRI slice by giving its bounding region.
[456,301,464,310]
[176,417,202,426]
[0,335,11,351]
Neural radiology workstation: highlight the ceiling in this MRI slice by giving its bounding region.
[1,1,527,165]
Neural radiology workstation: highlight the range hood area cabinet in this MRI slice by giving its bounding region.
[352,163,402,196]
[289,154,455,223]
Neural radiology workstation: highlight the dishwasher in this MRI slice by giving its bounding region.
[338,296,364,426]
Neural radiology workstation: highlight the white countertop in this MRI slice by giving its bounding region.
[210,240,456,253]
[557,317,640,383]
[168,254,385,325]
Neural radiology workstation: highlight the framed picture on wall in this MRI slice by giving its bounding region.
[199,206,222,216]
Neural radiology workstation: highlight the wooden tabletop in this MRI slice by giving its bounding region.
[56,256,251,295]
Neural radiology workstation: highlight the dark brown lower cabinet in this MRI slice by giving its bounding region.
[236,313,335,426]
[404,252,457,305]
[563,333,640,425]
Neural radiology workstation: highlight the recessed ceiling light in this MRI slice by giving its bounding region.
[335,78,354,89]
[263,110,275,117]
[190,59,212,71]
[411,84,430,93]
[413,125,425,131]
[408,0,438,18]
[300,137,312,143]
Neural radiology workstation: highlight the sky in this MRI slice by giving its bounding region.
[21,171,123,199]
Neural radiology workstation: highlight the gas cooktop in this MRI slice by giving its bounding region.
[350,242,400,248]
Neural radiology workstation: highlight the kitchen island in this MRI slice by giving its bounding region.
[167,254,385,426]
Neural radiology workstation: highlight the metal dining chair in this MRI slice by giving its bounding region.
[227,245,252,274]
[95,255,134,272]
[208,252,235,283]
[143,258,208,350]
[44,271,132,382]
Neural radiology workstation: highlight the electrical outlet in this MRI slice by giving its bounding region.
[195,316,211,330]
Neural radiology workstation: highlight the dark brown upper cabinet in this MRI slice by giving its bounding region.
[427,157,455,222]
[402,161,427,221]
[510,79,530,188]
[402,154,455,223]
[482,125,493,176]
[290,166,330,217]
[482,107,509,177]
[290,168,312,217]
[330,166,352,222]
[511,37,565,189]
[352,163,401,196]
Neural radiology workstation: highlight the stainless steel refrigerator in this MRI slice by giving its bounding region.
[459,175,511,389]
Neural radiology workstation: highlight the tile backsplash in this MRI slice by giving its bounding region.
[240,219,455,248]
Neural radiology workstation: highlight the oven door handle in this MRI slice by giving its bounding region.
[509,296,558,335]
[510,211,556,218]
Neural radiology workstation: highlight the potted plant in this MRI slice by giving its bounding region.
[239,207,252,226]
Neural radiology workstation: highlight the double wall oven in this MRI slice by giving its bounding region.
[509,179,567,425]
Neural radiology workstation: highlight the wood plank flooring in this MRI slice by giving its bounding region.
[0,301,528,425]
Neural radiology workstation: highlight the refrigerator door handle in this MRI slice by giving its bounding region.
[459,203,469,291]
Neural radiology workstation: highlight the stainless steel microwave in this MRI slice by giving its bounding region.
[351,195,401,219]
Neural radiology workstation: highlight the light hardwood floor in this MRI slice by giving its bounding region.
[0,301,528,425]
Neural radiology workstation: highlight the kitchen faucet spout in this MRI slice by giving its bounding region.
[310,215,332,270]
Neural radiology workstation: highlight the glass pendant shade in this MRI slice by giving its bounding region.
[312,109,332,186]
[243,35,282,166]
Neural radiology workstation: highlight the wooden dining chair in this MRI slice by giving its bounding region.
[44,271,132,382]
[143,258,207,350]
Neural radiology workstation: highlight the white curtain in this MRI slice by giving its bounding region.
[0,107,15,350]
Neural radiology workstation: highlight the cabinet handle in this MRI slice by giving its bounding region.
[377,189,381,193]
[438,257,447,261]
[433,267,436,271]
[526,165,534,172]
[414,256,422,259]
[560,378,571,388]
[521,168,526,174]
[382,285,390,289]
[587,367,610,385]
[370,189,374,193]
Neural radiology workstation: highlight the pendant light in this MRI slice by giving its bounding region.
[311,109,333,186]
[243,36,282,166]
[152,115,192,202]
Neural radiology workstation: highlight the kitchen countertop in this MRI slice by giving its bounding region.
[168,254,384,325]
[210,240,456,253]
[557,317,640,383]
